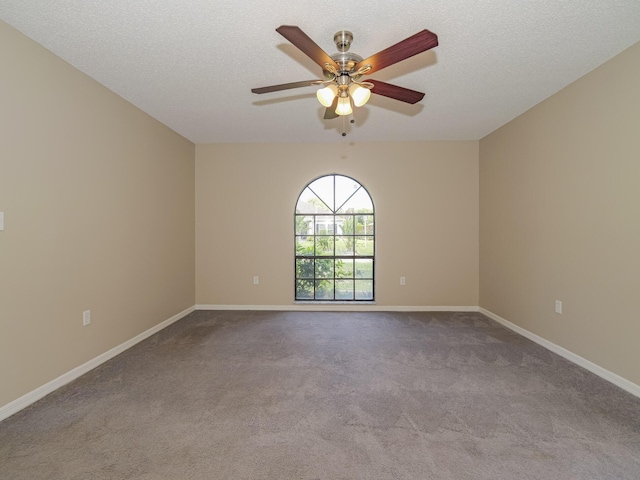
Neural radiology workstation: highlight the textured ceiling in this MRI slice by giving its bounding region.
[2,1,640,144]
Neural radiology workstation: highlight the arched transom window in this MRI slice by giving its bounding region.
[295,174,375,301]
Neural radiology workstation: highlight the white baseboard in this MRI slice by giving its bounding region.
[479,308,640,399]
[195,304,481,312]
[0,305,195,422]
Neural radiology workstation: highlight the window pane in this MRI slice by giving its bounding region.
[296,259,314,279]
[354,215,374,235]
[335,259,353,278]
[355,236,374,256]
[295,215,313,235]
[355,280,373,300]
[296,187,331,213]
[335,215,353,234]
[296,236,314,256]
[335,176,361,212]
[335,236,354,256]
[296,280,314,299]
[335,280,354,300]
[315,259,334,279]
[337,187,373,213]
[315,216,335,235]
[315,236,334,256]
[315,280,334,299]
[307,176,335,211]
[355,259,373,278]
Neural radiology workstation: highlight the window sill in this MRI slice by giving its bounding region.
[294,301,376,305]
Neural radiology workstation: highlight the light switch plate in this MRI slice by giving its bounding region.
[0,212,4,231]
[555,300,563,314]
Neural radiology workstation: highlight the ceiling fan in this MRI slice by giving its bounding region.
[251,25,438,135]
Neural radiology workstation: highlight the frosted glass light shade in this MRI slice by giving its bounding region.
[349,84,371,107]
[316,84,338,107]
[335,96,353,116]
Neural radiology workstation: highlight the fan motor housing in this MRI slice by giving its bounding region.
[329,52,363,73]
[322,30,364,78]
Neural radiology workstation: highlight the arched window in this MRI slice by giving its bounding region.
[295,174,375,301]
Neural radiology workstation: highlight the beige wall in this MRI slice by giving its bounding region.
[0,21,195,406]
[196,141,479,307]
[480,42,640,385]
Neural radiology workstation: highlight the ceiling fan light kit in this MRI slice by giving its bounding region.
[336,96,353,116]
[317,83,338,107]
[349,83,371,107]
[252,25,438,135]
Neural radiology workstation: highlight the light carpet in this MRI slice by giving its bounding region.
[1,310,639,479]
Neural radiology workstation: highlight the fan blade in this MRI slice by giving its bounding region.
[276,25,339,71]
[323,97,339,119]
[251,80,317,94]
[369,80,425,104]
[355,29,438,75]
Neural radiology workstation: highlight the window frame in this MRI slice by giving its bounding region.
[294,174,375,302]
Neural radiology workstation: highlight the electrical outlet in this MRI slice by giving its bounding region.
[555,300,562,314]
[83,310,91,326]
[253,276,259,285]
[400,276,406,286]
